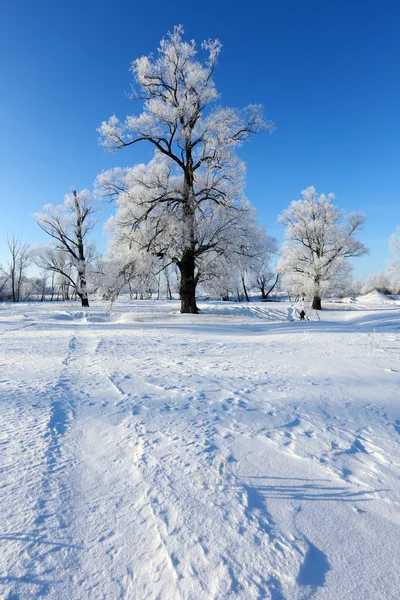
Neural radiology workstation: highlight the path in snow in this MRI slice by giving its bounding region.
[0,300,400,599]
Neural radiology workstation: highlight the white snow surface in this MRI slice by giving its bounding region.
[1,299,400,599]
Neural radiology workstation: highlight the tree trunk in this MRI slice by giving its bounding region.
[11,272,16,302]
[178,250,198,314]
[241,276,250,302]
[73,190,90,309]
[178,163,199,314]
[50,273,55,301]
[312,294,321,310]
[78,272,89,307]
[263,273,280,301]
[17,266,23,303]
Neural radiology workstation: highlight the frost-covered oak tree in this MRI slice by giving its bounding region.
[98,25,271,313]
[278,187,368,310]
[34,190,97,307]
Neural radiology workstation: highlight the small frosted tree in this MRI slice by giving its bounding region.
[94,238,161,302]
[361,271,392,295]
[200,217,276,301]
[278,187,368,309]
[98,25,271,313]
[348,279,363,297]
[256,271,280,300]
[0,234,32,302]
[389,228,400,274]
[34,190,97,307]
[237,224,277,301]
[201,253,239,300]
[0,268,9,300]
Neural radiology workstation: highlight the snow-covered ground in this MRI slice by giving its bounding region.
[1,298,400,599]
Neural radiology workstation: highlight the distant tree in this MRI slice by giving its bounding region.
[93,243,160,303]
[210,221,276,302]
[161,263,179,300]
[34,270,48,302]
[198,209,276,301]
[0,234,32,302]
[278,187,368,310]
[347,279,363,297]
[0,269,8,299]
[389,228,400,275]
[34,190,97,307]
[257,272,280,301]
[243,225,277,300]
[201,254,238,300]
[98,25,272,313]
[361,271,392,296]
[391,279,400,295]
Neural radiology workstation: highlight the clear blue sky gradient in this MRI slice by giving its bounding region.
[1,0,399,280]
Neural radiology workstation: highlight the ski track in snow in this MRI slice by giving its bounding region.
[0,299,400,599]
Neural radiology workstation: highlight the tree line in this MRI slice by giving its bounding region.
[1,27,398,310]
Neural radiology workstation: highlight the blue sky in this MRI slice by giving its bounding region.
[0,0,399,280]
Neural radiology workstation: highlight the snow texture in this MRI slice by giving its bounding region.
[1,298,400,599]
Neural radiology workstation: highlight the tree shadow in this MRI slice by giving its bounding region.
[244,476,385,502]
[0,575,62,586]
[0,532,83,597]
[0,532,83,550]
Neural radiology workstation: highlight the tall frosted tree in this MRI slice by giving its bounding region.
[278,187,368,310]
[98,25,272,313]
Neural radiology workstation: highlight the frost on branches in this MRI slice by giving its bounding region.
[93,242,165,304]
[389,228,400,277]
[200,216,277,301]
[278,187,368,310]
[98,25,272,313]
[361,272,392,296]
[34,190,97,307]
[0,235,32,302]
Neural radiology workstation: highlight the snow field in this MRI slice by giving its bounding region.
[1,299,400,599]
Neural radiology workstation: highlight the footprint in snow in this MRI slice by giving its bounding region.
[296,539,331,588]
